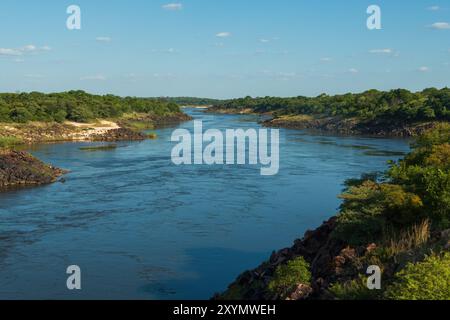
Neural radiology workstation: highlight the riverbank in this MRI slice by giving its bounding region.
[205,107,442,137]
[263,115,442,137]
[0,112,192,145]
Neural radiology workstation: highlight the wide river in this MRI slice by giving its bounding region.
[0,108,410,299]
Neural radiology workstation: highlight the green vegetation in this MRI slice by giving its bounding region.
[214,88,450,124]
[329,276,380,300]
[268,257,311,298]
[0,91,182,123]
[384,253,450,300]
[327,123,450,300]
[333,124,450,246]
[0,136,24,149]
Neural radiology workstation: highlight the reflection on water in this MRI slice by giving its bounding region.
[0,108,410,299]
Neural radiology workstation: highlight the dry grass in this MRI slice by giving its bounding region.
[385,220,430,256]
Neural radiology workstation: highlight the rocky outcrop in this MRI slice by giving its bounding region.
[0,150,66,188]
[90,128,147,142]
[215,217,346,300]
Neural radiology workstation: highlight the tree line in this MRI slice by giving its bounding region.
[214,88,450,123]
[0,91,181,123]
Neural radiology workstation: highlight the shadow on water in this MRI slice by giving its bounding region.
[137,247,268,300]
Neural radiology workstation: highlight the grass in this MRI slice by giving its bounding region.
[0,136,24,149]
[384,220,430,257]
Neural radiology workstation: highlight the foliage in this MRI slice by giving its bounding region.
[384,253,450,300]
[0,91,182,123]
[383,220,430,257]
[329,275,380,300]
[213,88,450,123]
[333,124,450,245]
[267,257,311,298]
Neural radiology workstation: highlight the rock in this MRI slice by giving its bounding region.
[215,217,346,300]
[91,128,147,142]
[0,150,66,188]
[286,284,313,300]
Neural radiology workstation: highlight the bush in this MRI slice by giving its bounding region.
[268,257,311,298]
[384,253,450,300]
[329,276,380,300]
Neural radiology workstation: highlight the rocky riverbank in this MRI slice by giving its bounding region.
[0,150,66,188]
[205,108,441,137]
[215,216,450,300]
[264,115,441,137]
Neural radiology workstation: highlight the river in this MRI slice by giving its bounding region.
[0,108,410,299]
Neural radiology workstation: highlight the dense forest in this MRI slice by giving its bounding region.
[0,91,181,123]
[214,88,450,123]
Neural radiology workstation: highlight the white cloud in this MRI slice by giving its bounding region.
[22,44,37,52]
[348,68,359,74]
[80,74,107,81]
[320,57,333,62]
[216,32,232,38]
[260,39,270,43]
[369,48,393,54]
[427,6,440,11]
[418,66,430,72]
[430,22,450,29]
[0,44,51,57]
[0,48,22,56]
[162,3,183,11]
[96,37,112,43]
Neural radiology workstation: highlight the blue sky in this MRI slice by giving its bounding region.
[0,0,449,98]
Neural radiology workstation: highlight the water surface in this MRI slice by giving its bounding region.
[0,109,410,299]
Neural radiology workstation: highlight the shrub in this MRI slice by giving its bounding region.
[329,276,380,300]
[384,253,450,300]
[268,257,311,298]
